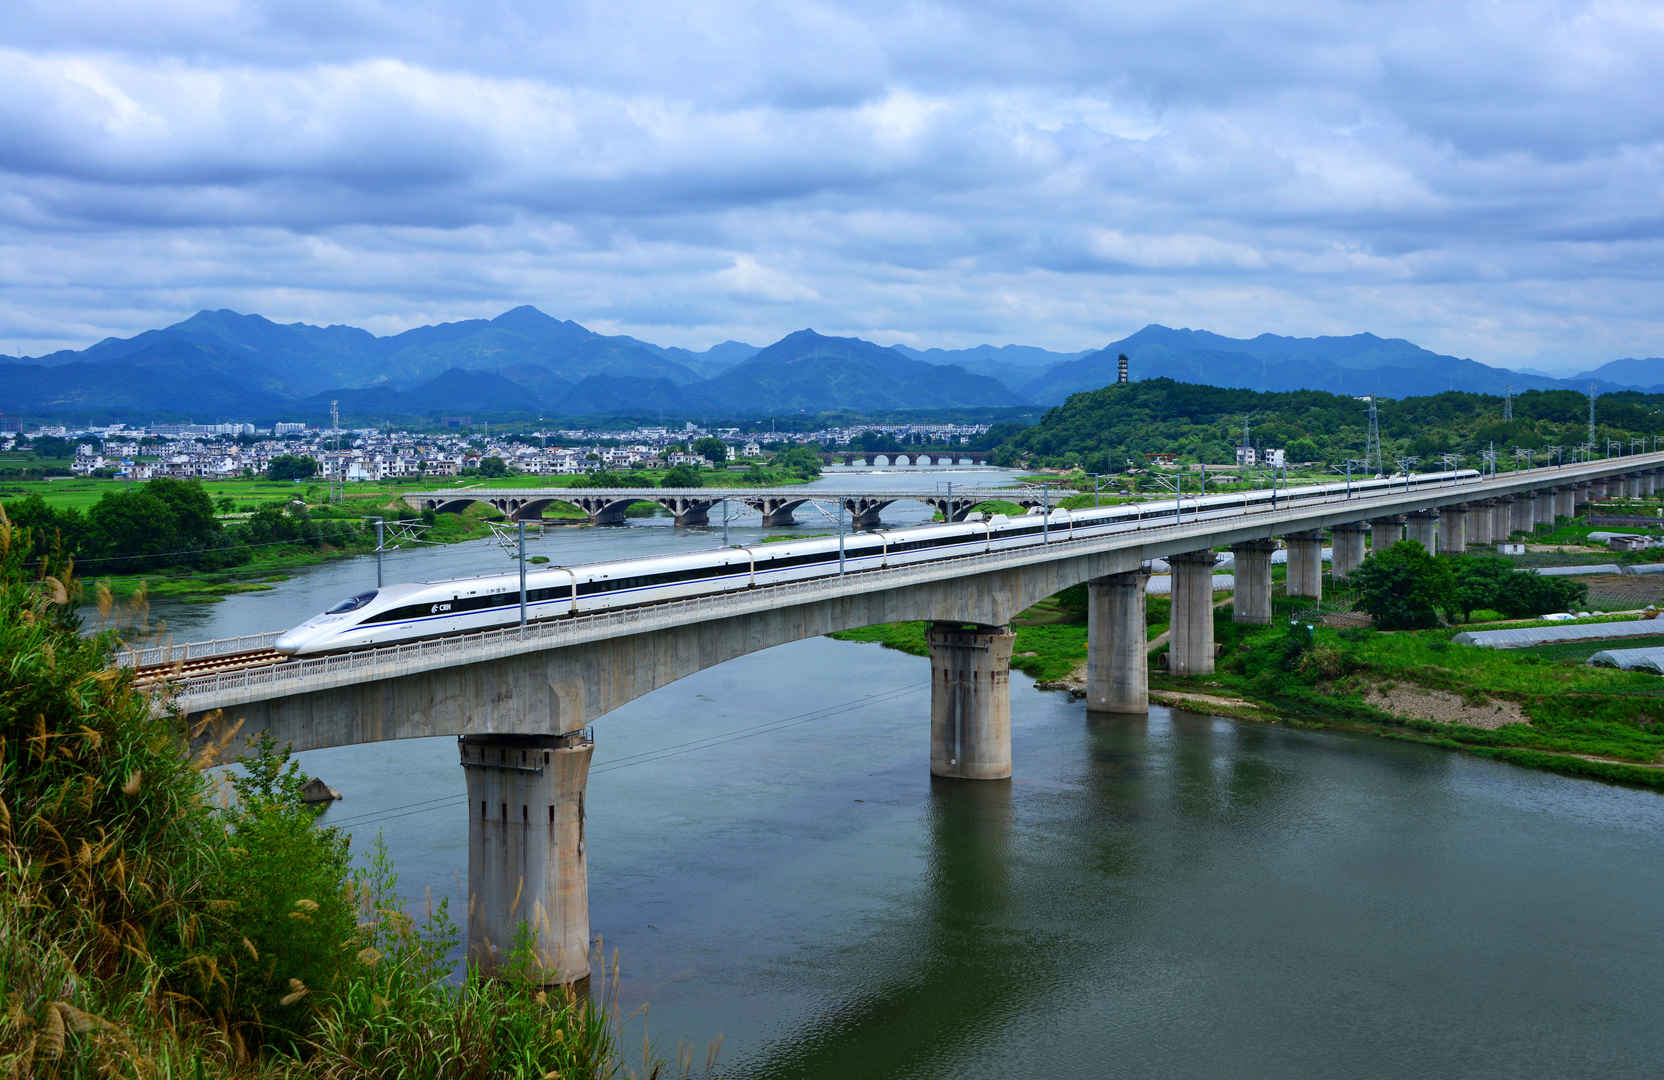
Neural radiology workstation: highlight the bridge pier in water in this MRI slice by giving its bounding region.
[1231,539,1277,624]
[460,731,594,984]
[1086,567,1153,712]
[928,623,1014,780]
[1169,549,1219,676]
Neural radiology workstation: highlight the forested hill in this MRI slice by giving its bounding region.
[1005,379,1664,472]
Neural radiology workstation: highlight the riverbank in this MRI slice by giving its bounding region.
[831,590,1664,791]
[84,500,508,604]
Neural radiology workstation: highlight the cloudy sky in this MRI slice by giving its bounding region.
[3,0,1661,371]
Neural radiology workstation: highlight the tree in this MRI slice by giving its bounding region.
[661,463,703,487]
[267,454,319,481]
[1348,541,1454,629]
[692,436,728,466]
[1449,553,1589,620]
[479,456,510,477]
[1285,437,1322,463]
[774,445,823,480]
[1450,555,1515,622]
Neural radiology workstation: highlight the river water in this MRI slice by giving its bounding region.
[116,467,1664,1078]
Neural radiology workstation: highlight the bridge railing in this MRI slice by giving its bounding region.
[125,631,284,668]
[161,454,1664,704]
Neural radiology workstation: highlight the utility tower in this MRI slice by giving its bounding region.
[1503,384,1512,421]
[1588,382,1596,451]
[330,400,342,503]
[1364,394,1384,476]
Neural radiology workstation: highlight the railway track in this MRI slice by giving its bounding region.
[130,648,289,688]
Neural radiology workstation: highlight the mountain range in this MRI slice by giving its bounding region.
[1,307,1658,422]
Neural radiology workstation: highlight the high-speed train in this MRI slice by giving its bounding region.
[274,468,1480,655]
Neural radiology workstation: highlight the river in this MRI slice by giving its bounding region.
[112,467,1664,1078]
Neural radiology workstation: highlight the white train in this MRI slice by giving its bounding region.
[274,469,1480,655]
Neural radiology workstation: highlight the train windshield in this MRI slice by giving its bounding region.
[326,590,378,614]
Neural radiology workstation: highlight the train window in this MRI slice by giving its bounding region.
[326,590,378,614]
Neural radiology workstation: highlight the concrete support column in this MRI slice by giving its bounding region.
[1284,531,1324,601]
[1513,494,1535,535]
[1647,472,1660,497]
[1628,475,1644,499]
[462,731,594,984]
[1437,506,1467,554]
[1534,489,1556,525]
[1370,516,1403,553]
[1086,568,1152,713]
[1574,484,1593,511]
[928,623,1014,780]
[1492,498,1513,541]
[1406,510,1438,551]
[1591,479,1607,499]
[1466,502,1493,546]
[1330,523,1369,581]
[1169,550,1219,677]
[1231,539,1277,624]
[1555,487,1576,520]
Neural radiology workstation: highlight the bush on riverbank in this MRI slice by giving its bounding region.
[0,505,620,1078]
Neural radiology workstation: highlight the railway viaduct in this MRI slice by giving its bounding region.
[145,455,1664,984]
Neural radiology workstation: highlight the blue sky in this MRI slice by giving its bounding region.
[3,0,1661,372]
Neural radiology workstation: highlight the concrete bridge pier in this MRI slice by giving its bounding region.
[662,497,715,527]
[1628,475,1645,499]
[752,497,808,527]
[1169,550,1219,676]
[1286,532,1324,599]
[846,497,892,530]
[1493,497,1516,539]
[461,731,594,984]
[1534,489,1556,525]
[1466,502,1493,546]
[1406,511,1439,551]
[1555,487,1576,520]
[1330,523,1368,580]
[1086,568,1152,713]
[1231,539,1277,624]
[1512,495,1535,535]
[928,623,1014,780]
[1573,485,1592,511]
[1437,506,1467,554]
[1370,516,1403,553]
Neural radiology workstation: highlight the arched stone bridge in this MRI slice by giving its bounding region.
[819,450,994,467]
[403,486,1044,527]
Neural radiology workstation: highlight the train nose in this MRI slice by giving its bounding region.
[274,625,316,655]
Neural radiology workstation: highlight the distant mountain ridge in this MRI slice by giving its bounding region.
[2,308,1658,421]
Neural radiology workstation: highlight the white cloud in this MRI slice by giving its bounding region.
[0,1,1661,373]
